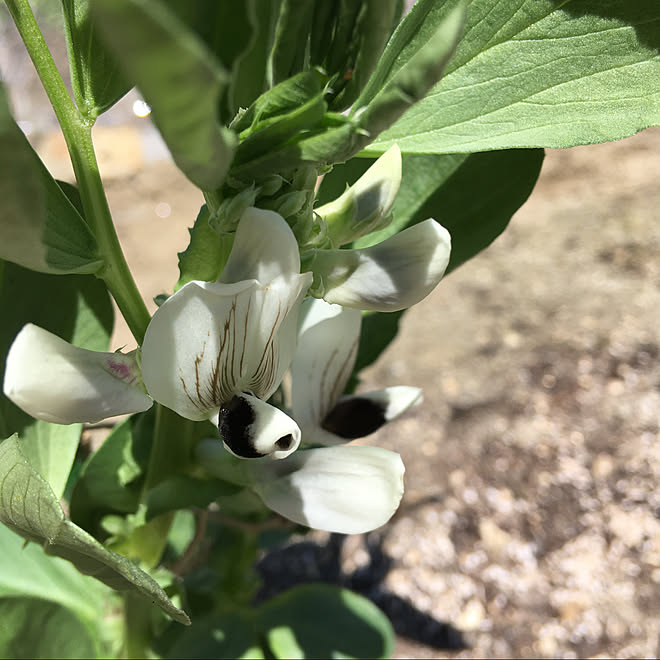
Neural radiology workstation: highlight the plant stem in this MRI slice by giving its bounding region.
[6,0,151,343]
[122,592,152,659]
[144,404,195,492]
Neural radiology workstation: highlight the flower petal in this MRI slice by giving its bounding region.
[249,446,405,534]
[3,324,153,424]
[290,299,361,430]
[214,392,301,460]
[320,386,423,442]
[316,144,402,247]
[218,207,301,285]
[307,219,451,311]
[141,274,311,420]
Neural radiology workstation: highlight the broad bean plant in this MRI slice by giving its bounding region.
[0,0,658,657]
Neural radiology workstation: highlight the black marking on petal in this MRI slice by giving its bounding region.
[321,397,387,439]
[217,395,264,458]
[275,434,294,450]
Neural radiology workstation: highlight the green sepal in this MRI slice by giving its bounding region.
[176,205,232,290]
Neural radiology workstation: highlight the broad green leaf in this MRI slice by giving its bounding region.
[0,523,108,628]
[0,598,98,659]
[156,608,262,659]
[328,0,399,111]
[351,2,466,141]
[353,310,404,384]
[230,0,280,112]
[69,412,153,535]
[0,262,114,499]
[0,86,102,275]
[357,148,545,272]
[267,0,315,87]
[176,205,231,289]
[354,0,455,108]
[145,475,241,521]
[257,584,394,659]
[369,0,660,154]
[61,0,131,118]
[0,435,190,625]
[91,0,237,190]
[160,1,258,123]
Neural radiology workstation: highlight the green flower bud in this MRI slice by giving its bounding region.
[316,144,401,247]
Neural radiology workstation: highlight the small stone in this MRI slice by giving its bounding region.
[479,518,513,558]
[449,469,466,490]
[455,599,486,632]
[592,453,615,480]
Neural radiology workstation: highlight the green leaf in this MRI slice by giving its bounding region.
[0,86,102,275]
[0,598,99,659]
[157,608,261,659]
[351,2,466,140]
[0,262,114,499]
[230,3,466,179]
[257,584,394,659]
[268,0,315,86]
[369,0,660,154]
[0,523,108,628]
[230,0,280,112]
[353,310,404,383]
[146,475,241,521]
[232,72,326,169]
[61,0,131,118]
[328,0,400,111]
[176,205,231,290]
[91,0,237,190]
[0,435,190,625]
[158,1,259,123]
[69,412,153,535]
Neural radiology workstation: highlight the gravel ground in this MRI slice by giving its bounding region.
[2,10,659,659]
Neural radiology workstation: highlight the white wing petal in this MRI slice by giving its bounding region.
[3,324,152,424]
[309,219,451,311]
[291,299,361,429]
[250,446,405,534]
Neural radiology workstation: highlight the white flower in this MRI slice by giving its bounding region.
[290,298,422,446]
[304,218,451,311]
[3,208,312,462]
[249,445,405,534]
[141,207,313,459]
[315,145,402,247]
[196,439,405,534]
[3,324,152,424]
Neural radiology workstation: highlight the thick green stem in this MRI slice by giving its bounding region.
[144,404,195,492]
[6,0,151,343]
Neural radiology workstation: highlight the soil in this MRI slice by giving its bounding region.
[2,9,659,659]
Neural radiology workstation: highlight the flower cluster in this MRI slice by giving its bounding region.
[3,148,451,534]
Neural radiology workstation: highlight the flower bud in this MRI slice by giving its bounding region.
[316,145,401,247]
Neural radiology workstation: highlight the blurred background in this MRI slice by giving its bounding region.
[1,5,659,658]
